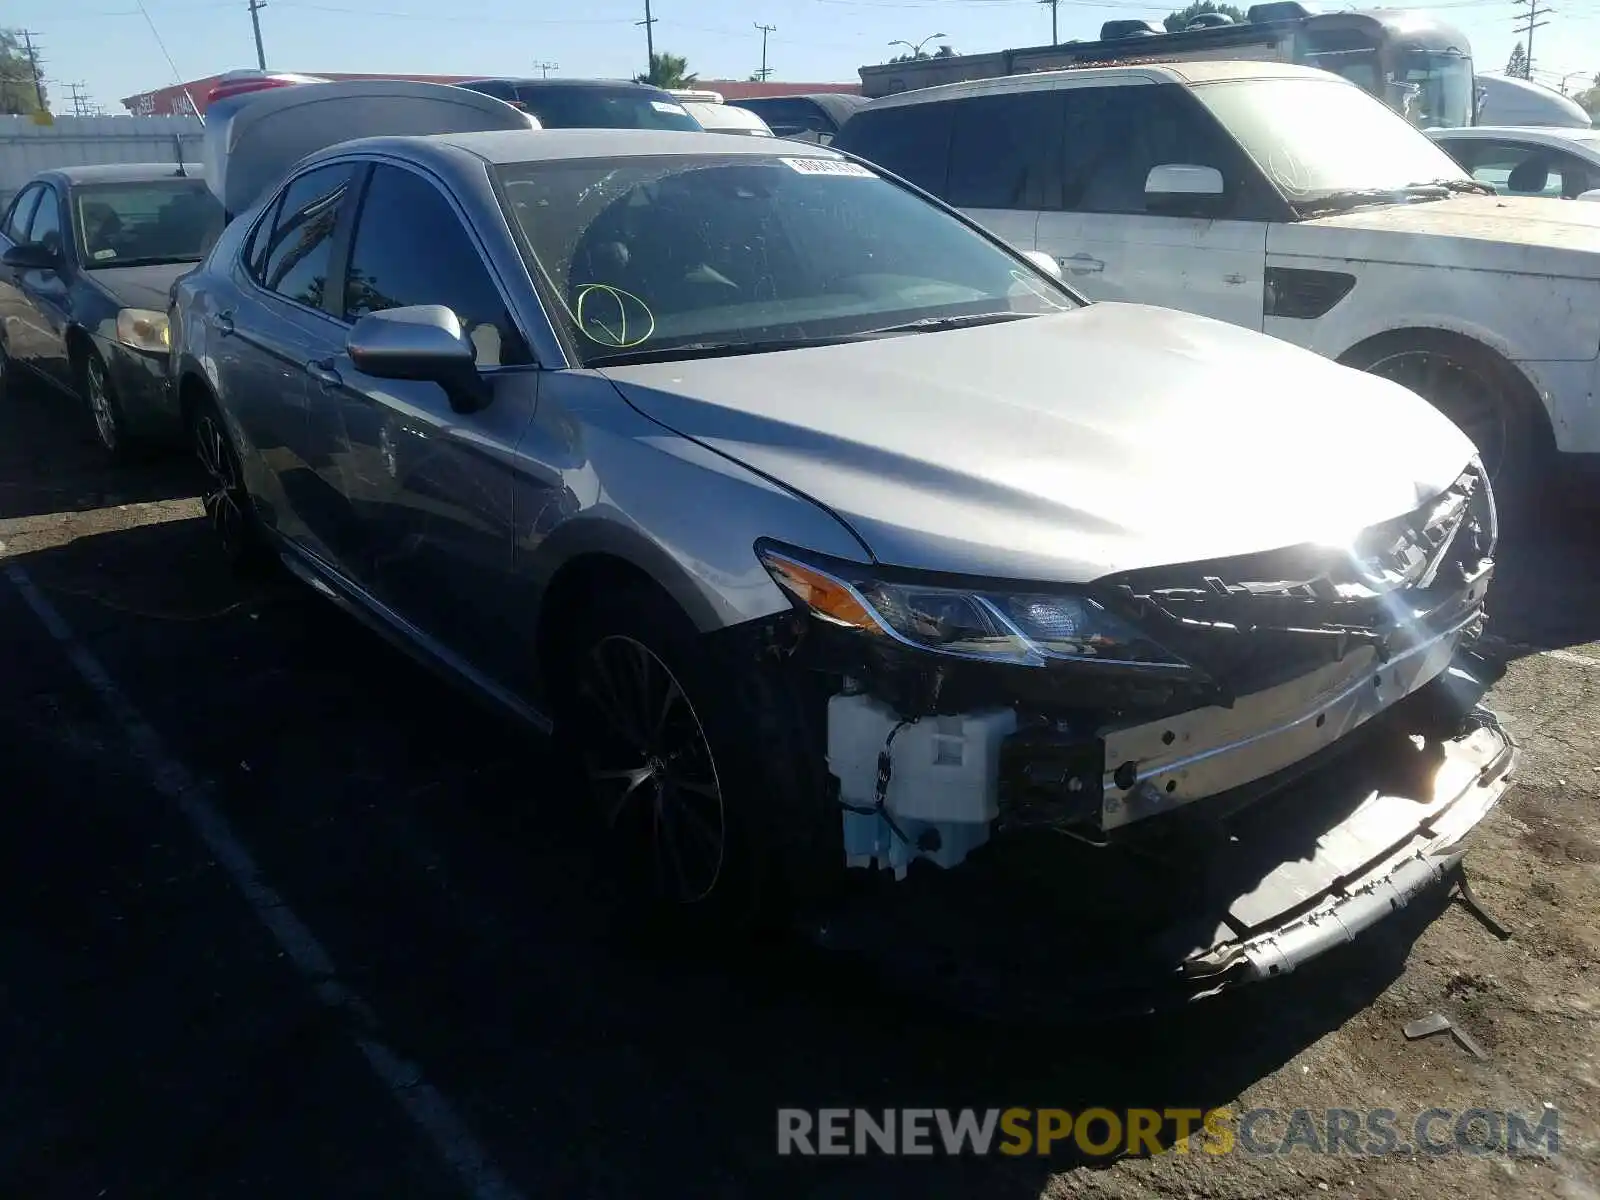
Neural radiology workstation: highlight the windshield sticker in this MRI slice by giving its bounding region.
[572,283,656,348]
[650,100,688,114]
[93,248,117,260]
[779,157,876,178]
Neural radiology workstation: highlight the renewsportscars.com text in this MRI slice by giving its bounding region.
[776,1106,1561,1159]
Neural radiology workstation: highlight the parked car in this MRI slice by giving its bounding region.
[170,79,1512,1005]
[0,163,224,458]
[832,60,1600,494]
[668,89,775,136]
[1426,125,1600,200]
[454,77,702,130]
[728,93,867,143]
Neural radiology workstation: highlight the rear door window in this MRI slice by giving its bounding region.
[946,91,1064,210]
[832,103,953,196]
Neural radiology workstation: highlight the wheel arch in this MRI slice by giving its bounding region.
[1337,326,1556,454]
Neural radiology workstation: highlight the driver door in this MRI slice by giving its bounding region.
[312,161,539,677]
[1034,82,1270,332]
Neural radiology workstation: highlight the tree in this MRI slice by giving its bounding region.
[0,29,47,116]
[635,52,696,89]
[1574,72,1600,120]
[1505,41,1529,80]
[1164,1,1245,32]
[933,44,958,57]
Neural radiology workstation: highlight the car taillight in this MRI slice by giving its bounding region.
[205,75,316,105]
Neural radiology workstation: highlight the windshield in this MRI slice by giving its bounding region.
[1192,77,1471,206]
[512,86,702,131]
[1393,52,1475,129]
[495,154,1077,365]
[72,178,224,267]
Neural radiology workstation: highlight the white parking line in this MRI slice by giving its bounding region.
[5,562,528,1200]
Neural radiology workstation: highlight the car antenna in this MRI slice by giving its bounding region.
[134,0,206,129]
[173,134,187,176]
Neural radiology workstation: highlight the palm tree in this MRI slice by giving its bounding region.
[636,52,696,89]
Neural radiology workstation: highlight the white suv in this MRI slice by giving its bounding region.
[834,60,1600,495]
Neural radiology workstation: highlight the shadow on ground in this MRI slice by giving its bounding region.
[0,377,201,520]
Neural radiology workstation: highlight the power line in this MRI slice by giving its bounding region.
[1513,0,1554,77]
[66,81,92,116]
[754,22,776,80]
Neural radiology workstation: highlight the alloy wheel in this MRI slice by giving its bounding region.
[194,409,250,558]
[86,356,119,452]
[575,634,728,906]
[1365,349,1507,480]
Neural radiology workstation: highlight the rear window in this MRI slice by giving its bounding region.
[511,85,702,131]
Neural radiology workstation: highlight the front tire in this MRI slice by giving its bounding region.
[190,394,270,573]
[551,585,828,936]
[82,350,133,462]
[1343,334,1547,500]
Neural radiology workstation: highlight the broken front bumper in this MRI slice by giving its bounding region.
[807,660,1516,1019]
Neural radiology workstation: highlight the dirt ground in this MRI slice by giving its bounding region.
[0,376,1596,1200]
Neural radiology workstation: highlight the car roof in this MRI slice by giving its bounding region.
[856,59,1332,110]
[461,77,670,93]
[1428,125,1599,140]
[36,162,203,186]
[331,127,840,165]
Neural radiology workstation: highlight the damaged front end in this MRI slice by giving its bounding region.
[757,461,1515,1002]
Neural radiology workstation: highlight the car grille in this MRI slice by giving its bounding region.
[1096,463,1495,701]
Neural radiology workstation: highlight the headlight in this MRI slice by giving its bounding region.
[116,308,169,353]
[757,544,1189,669]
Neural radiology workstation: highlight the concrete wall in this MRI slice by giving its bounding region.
[1,115,205,206]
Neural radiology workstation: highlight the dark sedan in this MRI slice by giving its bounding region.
[0,163,224,459]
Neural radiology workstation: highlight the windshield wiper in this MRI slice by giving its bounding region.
[87,255,203,268]
[859,311,1039,336]
[1408,177,1496,197]
[584,334,871,367]
[1294,184,1452,216]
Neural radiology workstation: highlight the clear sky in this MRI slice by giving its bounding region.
[11,0,1600,112]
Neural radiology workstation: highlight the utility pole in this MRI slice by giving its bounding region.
[248,0,268,70]
[21,31,47,110]
[638,0,656,79]
[754,23,776,81]
[1040,0,1059,45]
[67,82,91,116]
[1513,0,1552,79]
[533,60,558,78]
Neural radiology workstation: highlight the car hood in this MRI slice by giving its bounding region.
[87,262,196,311]
[1285,193,1600,272]
[599,304,1477,583]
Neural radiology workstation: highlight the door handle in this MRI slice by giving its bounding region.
[305,358,342,388]
[1060,253,1105,275]
[1223,273,1247,285]
[214,310,235,337]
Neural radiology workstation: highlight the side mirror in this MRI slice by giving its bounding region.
[346,304,491,413]
[3,242,59,270]
[1021,249,1063,280]
[1577,188,1600,202]
[1144,163,1226,216]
